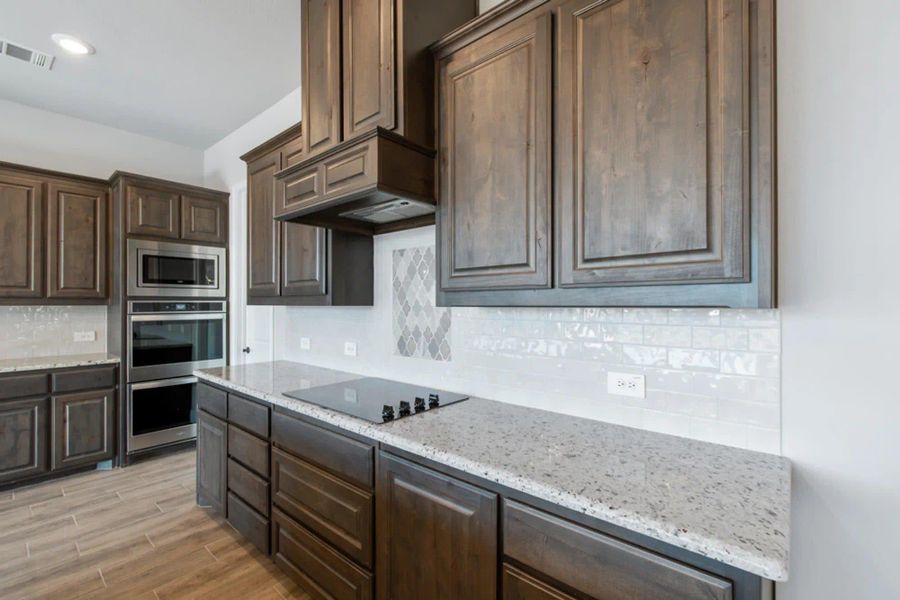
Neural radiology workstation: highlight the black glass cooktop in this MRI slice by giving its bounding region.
[283,377,469,423]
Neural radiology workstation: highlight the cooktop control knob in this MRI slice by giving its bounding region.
[428,393,440,408]
[382,405,395,421]
[414,397,426,412]
[399,400,411,416]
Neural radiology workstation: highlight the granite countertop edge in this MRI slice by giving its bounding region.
[194,367,790,582]
[0,353,121,374]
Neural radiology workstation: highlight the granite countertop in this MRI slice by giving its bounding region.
[196,360,791,581]
[0,352,121,374]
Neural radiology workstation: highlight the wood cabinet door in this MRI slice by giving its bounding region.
[437,13,552,292]
[0,170,44,298]
[0,397,49,484]
[51,389,114,470]
[46,180,108,300]
[342,0,395,139]
[197,411,227,516]
[376,452,498,599]
[126,184,180,239]
[181,195,227,244]
[247,151,282,297]
[556,0,750,287]
[302,0,342,156]
[282,224,328,298]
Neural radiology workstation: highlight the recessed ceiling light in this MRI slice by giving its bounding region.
[51,34,94,56]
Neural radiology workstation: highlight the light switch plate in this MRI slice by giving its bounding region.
[344,341,358,357]
[73,331,96,343]
[607,372,646,398]
[300,337,311,350]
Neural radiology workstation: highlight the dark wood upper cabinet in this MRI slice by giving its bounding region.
[181,194,227,244]
[0,168,44,299]
[342,0,395,139]
[556,0,749,288]
[242,123,373,306]
[302,0,343,156]
[376,451,498,599]
[0,397,49,485]
[50,388,115,470]
[437,13,553,292]
[46,180,108,300]
[432,0,776,307]
[126,184,180,239]
[247,150,282,298]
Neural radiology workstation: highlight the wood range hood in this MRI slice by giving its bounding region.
[273,127,437,236]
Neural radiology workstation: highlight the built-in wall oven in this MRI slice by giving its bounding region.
[126,300,226,453]
[127,239,226,298]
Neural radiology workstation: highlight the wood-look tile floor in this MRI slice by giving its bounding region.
[0,450,309,600]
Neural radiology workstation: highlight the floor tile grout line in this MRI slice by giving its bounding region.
[97,567,108,588]
[145,532,157,548]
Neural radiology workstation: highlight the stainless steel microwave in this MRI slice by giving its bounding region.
[127,239,226,298]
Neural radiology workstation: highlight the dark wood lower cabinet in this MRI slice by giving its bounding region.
[51,388,114,470]
[0,364,116,489]
[0,397,49,484]
[376,451,498,600]
[502,564,576,600]
[196,410,227,515]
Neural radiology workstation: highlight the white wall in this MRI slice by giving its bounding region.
[778,0,900,597]
[0,98,204,184]
[203,87,301,191]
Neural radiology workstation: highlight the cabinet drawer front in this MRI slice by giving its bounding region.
[280,164,321,216]
[503,564,576,600]
[322,141,376,199]
[503,500,733,600]
[227,492,270,555]
[227,393,269,438]
[272,411,374,490]
[272,447,373,568]
[228,424,269,478]
[272,507,373,600]
[0,373,49,400]
[52,367,116,394]
[197,384,227,419]
[228,457,269,515]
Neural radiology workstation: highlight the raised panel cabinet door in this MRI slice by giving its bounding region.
[438,13,552,291]
[0,397,49,485]
[342,0,395,139]
[0,170,44,298]
[302,0,342,156]
[51,389,114,470]
[282,224,328,297]
[247,151,282,297]
[376,452,498,599]
[181,195,227,244]
[556,0,750,287]
[46,180,108,299]
[126,184,180,239]
[197,411,227,515]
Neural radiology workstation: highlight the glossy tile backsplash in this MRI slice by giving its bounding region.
[0,306,107,359]
[273,226,782,454]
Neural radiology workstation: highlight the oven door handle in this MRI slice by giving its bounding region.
[129,313,226,322]
[129,376,199,391]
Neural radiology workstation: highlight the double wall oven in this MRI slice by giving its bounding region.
[126,240,227,454]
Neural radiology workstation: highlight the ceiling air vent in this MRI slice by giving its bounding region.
[0,39,54,70]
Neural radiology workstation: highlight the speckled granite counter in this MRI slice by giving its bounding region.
[195,360,791,581]
[0,352,120,374]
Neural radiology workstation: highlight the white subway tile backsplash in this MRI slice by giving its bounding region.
[274,227,782,455]
[1,306,107,360]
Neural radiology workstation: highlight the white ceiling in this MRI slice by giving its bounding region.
[0,0,300,148]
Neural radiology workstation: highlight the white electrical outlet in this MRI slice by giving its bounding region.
[300,337,311,350]
[344,341,358,357]
[73,331,96,343]
[607,372,646,398]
